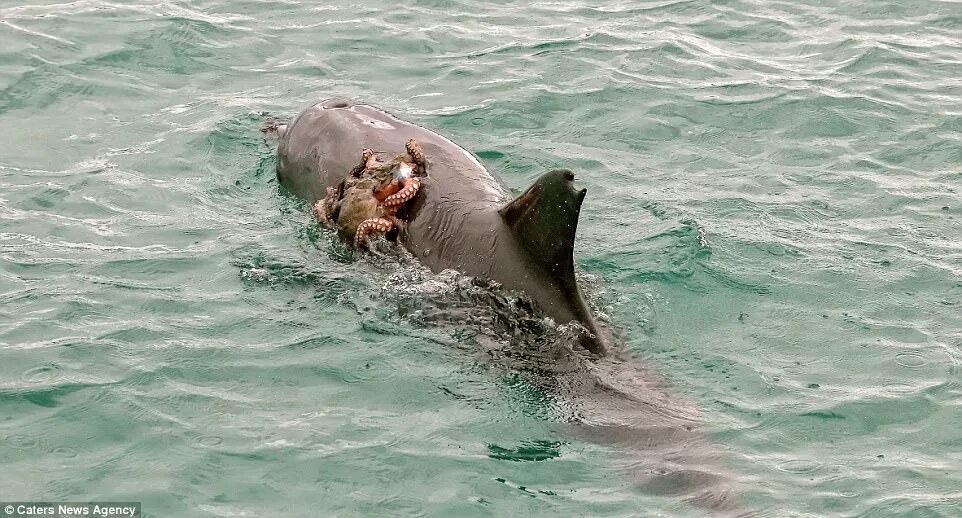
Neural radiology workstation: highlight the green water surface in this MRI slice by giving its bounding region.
[1,0,960,516]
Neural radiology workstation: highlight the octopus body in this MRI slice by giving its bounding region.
[315,139,426,247]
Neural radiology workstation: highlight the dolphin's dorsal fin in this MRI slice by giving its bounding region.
[499,170,586,283]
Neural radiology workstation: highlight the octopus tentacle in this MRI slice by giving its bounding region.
[373,181,401,202]
[312,200,328,225]
[381,177,420,208]
[364,148,379,169]
[405,139,426,175]
[350,148,377,177]
[314,186,341,227]
[373,162,414,202]
[388,215,407,237]
[354,217,395,248]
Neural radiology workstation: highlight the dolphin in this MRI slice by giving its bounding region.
[268,99,746,513]
[273,98,608,355]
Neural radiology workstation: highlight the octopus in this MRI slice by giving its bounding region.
[314,138,426,248]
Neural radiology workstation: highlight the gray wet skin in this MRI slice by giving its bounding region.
[275,99,608,355]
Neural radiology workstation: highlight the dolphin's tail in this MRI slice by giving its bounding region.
[569,421,743,513]
[554,355,753,516]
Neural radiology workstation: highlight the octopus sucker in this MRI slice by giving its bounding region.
[382,177,420,207]
[405,138,427,176]
[354,217,397,247]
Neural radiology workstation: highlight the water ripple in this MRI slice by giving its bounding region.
[1,0,960,515]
